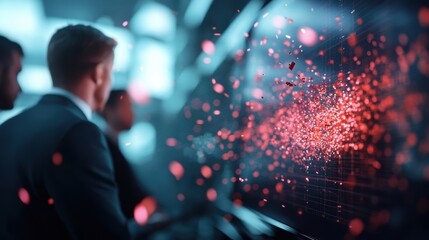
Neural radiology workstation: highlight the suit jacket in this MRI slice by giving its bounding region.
[0,94,136,240]
[104,136,147,219]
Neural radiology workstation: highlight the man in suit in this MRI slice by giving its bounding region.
[0,25,170,240]
[101,89,148,218]
[0,35,23,109]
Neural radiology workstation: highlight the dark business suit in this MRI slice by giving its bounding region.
[0,94,134,239]
[105,136,147,219]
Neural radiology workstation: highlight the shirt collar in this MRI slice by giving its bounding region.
[49,87,92,120]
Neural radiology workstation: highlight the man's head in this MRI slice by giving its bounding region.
[0,35,23,110]
[102,89,134,132]
[47,25,117,111]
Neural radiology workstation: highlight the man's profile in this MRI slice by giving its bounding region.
[0,25,133,239]
[0,35,23,110]
[101,89,148,218]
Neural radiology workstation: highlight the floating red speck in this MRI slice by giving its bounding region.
[349,218,364,236]
[275,183,283,193]
[418,7,429,27]
[52,152,63,166]
[206,188,217,201]
[18,188,30,205]
[177,193,185,201]
[166,138,177,147]
[134,205,148,225]
[289,61,296,70]
[201,165,213,179]
[196,178,204,186]
[202,40,216,55]
[48,198,54,205]
[169,161,184,180]
[357,18,363,25]
[213,83,224,94]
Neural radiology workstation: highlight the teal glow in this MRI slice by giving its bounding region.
[130,40,174,99]
[18,65,52,93]
[119,122,156,164]
[130,2,175,41]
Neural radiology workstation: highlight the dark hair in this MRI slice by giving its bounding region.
[47,24,117,85]
[0,35,24,66]
[105,89,128,109]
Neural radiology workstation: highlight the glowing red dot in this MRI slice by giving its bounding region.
[349,218,364,236]
[419,7,429,27]
[169,161,184,180]
[166,138,177,147]
[201,166,213,179]
[196,178,204,186]
[206,188,217,201]
[297,27,318,47]
[52,152,63,166]
[177,193,185,201]
[134,205,149,225]
[202,103,211,112]
[213,83,224,94]
[18,188,30,205]
[275,183,283,193]
[48,198,54,205]
[202,40,216,54]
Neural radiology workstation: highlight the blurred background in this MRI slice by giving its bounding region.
[1,0,429,239]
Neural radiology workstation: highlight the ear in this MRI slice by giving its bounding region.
[91,63,104,86]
